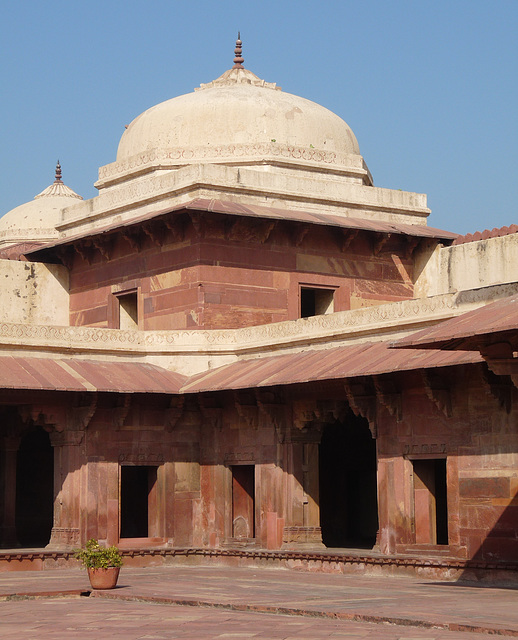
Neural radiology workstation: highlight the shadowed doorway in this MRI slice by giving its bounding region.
[16,426,54,547]
[120,465,158,538]
[319,413,378,548]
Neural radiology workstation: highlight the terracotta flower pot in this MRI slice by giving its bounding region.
[87,566,120,590]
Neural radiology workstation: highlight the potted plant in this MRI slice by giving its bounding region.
[74,538,123,589]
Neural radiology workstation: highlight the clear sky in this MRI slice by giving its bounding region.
[1,0,516,235]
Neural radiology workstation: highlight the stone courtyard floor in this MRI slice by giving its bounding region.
[0,565,516,639]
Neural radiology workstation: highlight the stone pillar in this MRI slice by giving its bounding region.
[47,430,85,549]
[0,436,20,548]
[282,436,324,550]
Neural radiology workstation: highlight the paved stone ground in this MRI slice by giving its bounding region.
[0,565,516,639]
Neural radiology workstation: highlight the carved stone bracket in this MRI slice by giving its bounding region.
[165,396,185,431]
[373,232,390,256]
[256,390,288,442]
[113,394,132,428]
[421,370,452,418]
[292,399,320,431]
[75,240,95,265]
[482,342,518,392]
[55,245,75,269]
[373,375,402,422]
[188,211,202,234]
[293,224,309,247]
[92,236,113,260]
[67,392,98,431]
[481,362,516,410]
[197,395,222,431]
[226,218,276,244]
[164,216,185,242]
[289,400,324,443]
[340,229,359,252]
[404,237,421,259]
[234,391,259,429]
[142,221,166,247]
[121,228,143,252]
[344,380,377,438]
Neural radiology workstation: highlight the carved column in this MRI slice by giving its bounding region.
[47,430,86,549]
[282,400,325,549]
[0,436,21,547]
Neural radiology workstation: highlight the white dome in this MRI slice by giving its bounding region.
[116,67,360,163]
[0,163,82,247]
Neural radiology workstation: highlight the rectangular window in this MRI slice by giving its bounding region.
[117,291,138,329]
[300,287,334,318]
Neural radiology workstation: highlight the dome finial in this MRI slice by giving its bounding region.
[54,160,63,184]
[233,32,244,69]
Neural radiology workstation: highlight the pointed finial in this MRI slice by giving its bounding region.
[233,32,244,69]
[54,160,63,184]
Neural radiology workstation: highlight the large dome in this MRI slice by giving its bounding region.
[116,55,360,163]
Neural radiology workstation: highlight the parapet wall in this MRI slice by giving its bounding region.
[415,233,518,298]
[0,259,69,325]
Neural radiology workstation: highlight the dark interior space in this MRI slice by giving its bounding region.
[15,426,54,547]
[319,413,378,548]
[120,465,157,538]
[231,465,255,538]
[413,458,449,545]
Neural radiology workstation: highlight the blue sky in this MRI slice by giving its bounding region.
[1,0,516,235]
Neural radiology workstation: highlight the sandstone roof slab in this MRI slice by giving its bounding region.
[180,341,482,393]
[393,294,518,351]
[0,357,186,394]
[25,198,457,262]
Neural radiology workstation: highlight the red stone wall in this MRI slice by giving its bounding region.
[67,212,414,330]
[376,364,518,563]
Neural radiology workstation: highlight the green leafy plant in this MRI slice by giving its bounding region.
[74,539,123,569]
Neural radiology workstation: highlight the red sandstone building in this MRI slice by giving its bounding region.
[0,40,516,582]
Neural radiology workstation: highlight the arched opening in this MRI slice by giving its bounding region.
[319,412,378,548]
[16,426,54,547]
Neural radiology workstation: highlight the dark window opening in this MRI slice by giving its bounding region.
[120,466,157,538]
[412,458,448,545]
[300,287,334,318]
[16,427,54,547]
[118,291,138,329]
[319,413,378,548]
[231,465,255,539]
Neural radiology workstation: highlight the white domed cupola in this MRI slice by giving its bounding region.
[96,36,372,191]
[0,161,82,249]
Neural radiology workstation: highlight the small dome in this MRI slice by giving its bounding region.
[0,162,82,247]
[116,39,360,164]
